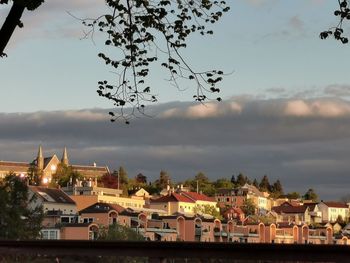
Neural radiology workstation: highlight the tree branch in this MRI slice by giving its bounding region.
[0,2,25,57]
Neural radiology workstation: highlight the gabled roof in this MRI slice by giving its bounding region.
[43,155,60,171]
[181,191,215,202]
[303,202,318,210]
[272,204,308,214]
[152,192,195,203]
[322,201,349,209]
[30,186,75,204]
[152,191,216,204]
[241,183,265,198]
[79,202,125,214]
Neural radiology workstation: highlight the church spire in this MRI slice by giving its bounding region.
[37,145,44,171]
[62,146,69,166]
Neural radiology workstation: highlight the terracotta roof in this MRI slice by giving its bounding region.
[29,186,76,204]
[272,205,308,214]
[152,193,195,203]
[79,202,125,214]
[322,202,349,208]
[182,191,215,202]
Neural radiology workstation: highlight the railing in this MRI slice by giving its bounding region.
[1,240,350,262]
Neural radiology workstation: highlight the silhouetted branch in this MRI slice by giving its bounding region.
[80,0,229,123]
[320,0,350,44]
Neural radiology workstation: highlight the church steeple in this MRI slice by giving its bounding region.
[62,147,69,166]
[37,145,44,171]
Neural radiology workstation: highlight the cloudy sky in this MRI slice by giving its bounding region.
[1,0,350,200]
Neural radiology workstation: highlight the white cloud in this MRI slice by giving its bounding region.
[284,99,350,118]
[284,100,313,117]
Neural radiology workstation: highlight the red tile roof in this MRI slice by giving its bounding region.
[181,191,215,202]
[322,202,349,208]
[152,193,195,203]
[272,205,308,214]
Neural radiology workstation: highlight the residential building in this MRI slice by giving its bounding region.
[28,186,78,240]
[272,202,311,225]
[318,201,349,223]
[150,191,217,216]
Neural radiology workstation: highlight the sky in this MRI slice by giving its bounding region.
[1,0,350,200]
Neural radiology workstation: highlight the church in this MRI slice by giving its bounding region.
[0,146,109,184]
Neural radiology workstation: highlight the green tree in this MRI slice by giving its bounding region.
[98,223,144,241]
[193,204,222,220]
[117,166,129,196]
[252,178,259,188]
[259,175,271,192]
[236,173,247,187]
[135,173,147,185]
[194,172,215,196]
[51,164,83,187]
[0,173,43,239]
[286,192,301,200]
[303,188,318,202]
[214,178,234,189]
[270,179,284,198]
[27,163,43,186]
[241,198,256,217]
[155,170,171,191]
[230,174,236,185]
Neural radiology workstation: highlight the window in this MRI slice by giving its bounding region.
[42,231,48,239]
[41,230,58,240]
[61,217,70,223]
[49,230,57,239]
[83,218,94,223]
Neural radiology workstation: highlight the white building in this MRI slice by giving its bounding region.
[318,201,349,223]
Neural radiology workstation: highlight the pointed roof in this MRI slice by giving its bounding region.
[37,145,43,159]
[151,193,195,203]
[181,191,216,202]
[62,146,68,164]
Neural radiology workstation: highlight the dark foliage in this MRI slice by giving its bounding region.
[320,0,350,44]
